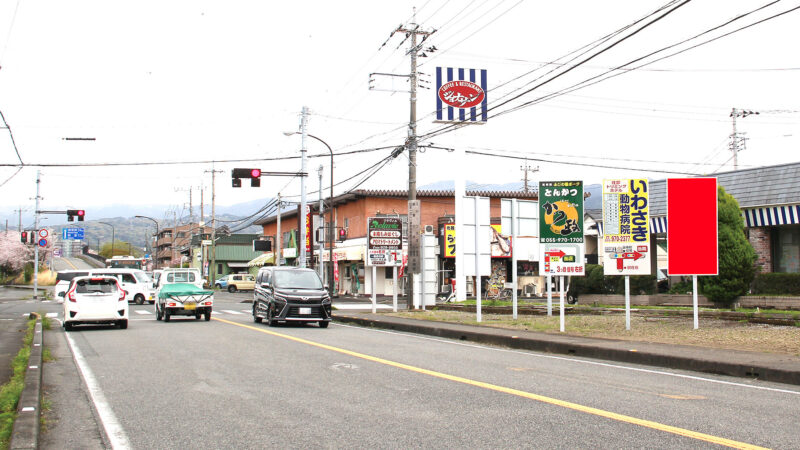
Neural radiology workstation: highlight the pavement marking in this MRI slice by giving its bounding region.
[334,303,393,310]
[134,310,152,315]
[215,317,766,449]
[220,309,244,315]
[46,312,58,318]
[64,322,132,449]
[336,323,800,396]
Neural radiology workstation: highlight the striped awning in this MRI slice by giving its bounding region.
[743,205,800,227]
[596,216,667,236]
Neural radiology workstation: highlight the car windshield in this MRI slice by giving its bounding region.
[75,278,118,294]
[273,270,323,289]
[134,272,150,283]
[167,272,196,283]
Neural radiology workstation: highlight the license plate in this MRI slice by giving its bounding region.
[299,307,311,315]
[184,302,197,310]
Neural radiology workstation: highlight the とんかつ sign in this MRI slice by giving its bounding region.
[539,181,585,276]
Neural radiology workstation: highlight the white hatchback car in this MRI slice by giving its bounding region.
[62,276,129,331]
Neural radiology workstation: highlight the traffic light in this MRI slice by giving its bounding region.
[21,231,28,243]
[67,209,85,222]
[231,168,262,188]
[338,228,347,242]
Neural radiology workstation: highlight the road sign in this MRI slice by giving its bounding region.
[667,178,718,275]
[539,181,585,275]
[53,249,62,257]
[38,238,47,247]
[38,229,49,239]
[602,179,652,275]
[62,227,85,240]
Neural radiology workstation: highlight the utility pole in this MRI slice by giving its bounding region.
[729,108,759,170]
[33,170,41,300]
[200,182,205,225]
[277,193,282,266]
[317,165,324,280]
[393,10,433,309]
[205,165,223,284]
[299,106,309,268]
[521,160,539,193]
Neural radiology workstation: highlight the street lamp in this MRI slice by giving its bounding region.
[135,215,159,270]
[98,221,115,258]
[284,131,335,296]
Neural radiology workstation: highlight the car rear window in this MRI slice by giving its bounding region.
[57,271,88,282]
[75,278,118,293]
[167,272,196,283]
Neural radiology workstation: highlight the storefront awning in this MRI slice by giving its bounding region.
[248,252,275,267]
[744,205,800,227]
[227,262,250,268]
[325,245,364,261]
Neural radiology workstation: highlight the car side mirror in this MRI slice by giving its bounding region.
[58,292,65,298]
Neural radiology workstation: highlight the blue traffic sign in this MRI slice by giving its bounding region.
[38,238,47,247]
[62,227,85,240]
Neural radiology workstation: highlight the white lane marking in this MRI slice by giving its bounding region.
[220,310,244,315]
[240,310,251,314]
[46,312,58,318]
[336,323,800,396]
[63,322,132,449]
[334,303,393,310]
[134,310,152,315]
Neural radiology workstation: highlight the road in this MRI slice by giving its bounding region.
[51,256,97,271]
[3,289,800,448]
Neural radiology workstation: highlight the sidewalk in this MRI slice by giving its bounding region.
[332,311,800,386]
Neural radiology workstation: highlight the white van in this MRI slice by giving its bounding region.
[55,270,90,300]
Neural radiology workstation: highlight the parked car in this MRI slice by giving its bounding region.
[220,273,255,292]
[214,276,228,289]
[61,276,129,331]
[253,267,331,327]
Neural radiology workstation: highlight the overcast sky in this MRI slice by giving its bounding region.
[1,0,798,223]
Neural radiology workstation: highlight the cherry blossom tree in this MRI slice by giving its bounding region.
[0,232,33,275]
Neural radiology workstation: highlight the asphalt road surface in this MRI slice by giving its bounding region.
[7,291,800,449]
[51,256,96,271]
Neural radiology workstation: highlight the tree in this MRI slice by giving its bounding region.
[99,240,142,258]
[698,186,757,305]
[0,232,33,277]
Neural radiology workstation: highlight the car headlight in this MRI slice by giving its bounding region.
[321,295,331,304]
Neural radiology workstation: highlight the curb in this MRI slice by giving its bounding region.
[332,314,800,387]
[10,313,43,450]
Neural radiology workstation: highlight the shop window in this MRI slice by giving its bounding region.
[774,225,800,273]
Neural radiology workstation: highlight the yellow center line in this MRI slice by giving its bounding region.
[213,317,767,450]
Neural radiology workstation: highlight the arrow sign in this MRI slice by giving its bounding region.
[610,251,645,271]
[544,249,565,258]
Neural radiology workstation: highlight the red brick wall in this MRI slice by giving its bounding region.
[748,227,772,273]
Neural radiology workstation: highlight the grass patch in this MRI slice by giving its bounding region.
[0,318,35,450]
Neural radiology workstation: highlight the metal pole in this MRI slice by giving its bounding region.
[511,199,518,320]
[277,193,282,266]
[371,265,377,314]
[392,266,398,312]
[693,275,699,329]
[625,275,631,331]
[559,275,565,332]
[318,165,324,280]
[211,165,217,283]
[33,170,40,300]
[299,106,308,268]
[474,197,481,323]
[547,274,552,316]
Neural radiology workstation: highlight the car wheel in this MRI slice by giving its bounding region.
[215,284,221,289]
[118,320,128,329]
[319,321,329,328]
[195,313,201,320]
[64,322,73,332]
[164,309,171,322]
[149,300,155,305]
[134,294,145,305]
[204,310,211,321]
[253,305,262,323]
[156,304,163,321]
[266,304,275,327]
[228,285,236,293]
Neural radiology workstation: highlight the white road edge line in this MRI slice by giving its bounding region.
[335,323,800,396]
[60,319,132,449]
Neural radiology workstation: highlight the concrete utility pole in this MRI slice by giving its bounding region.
[299,106,309,268]
[317,165,324,280]
[200,181,205,225]
[33,170,41,300]
[277,193,282,265]
[521,160,539,193]
[729,108,759,170]
[393,10,433,309]
[206,165,223,283]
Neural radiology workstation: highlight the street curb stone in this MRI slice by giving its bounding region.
[333,313,800,386]
[10,313,42,450]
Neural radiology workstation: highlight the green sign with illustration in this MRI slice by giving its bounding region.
[538,181,584,244]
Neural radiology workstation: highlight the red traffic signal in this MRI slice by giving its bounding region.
[338,228,347,242]
[21,231,28,243]
[231,168,262,188]
[66,209,85,221]
[250,169,261,178]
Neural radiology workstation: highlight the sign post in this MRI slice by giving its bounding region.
[667,178,718,329]
[602,179,651,330]
[539,181,585,332]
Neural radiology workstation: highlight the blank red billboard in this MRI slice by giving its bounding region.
[667,178,718,276]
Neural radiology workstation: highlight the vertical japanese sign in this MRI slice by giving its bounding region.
[602,179,651,275]
[444,224,456,258]
[538,181,585,276]
[667,178,718,275]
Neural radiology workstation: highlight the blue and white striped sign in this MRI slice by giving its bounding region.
[435,67,488,122]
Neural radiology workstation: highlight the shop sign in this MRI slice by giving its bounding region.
[368,217,403,267]
[602,179,651,276]
[667,178,718,276]
[539,181,585,276]
[441,223,511,258]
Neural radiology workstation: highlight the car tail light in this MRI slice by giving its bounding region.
[168,302,176,307]
[117,282,126,301]
[203,301,212,306]
[67,287,77,302]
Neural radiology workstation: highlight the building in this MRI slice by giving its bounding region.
[183,233,263,278]
[154,223,212,268]
[255,187,540,297]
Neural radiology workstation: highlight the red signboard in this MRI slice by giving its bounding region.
[667,178,718,276]
[438,80,486,109]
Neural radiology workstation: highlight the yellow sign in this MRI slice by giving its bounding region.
[444,224,455,258]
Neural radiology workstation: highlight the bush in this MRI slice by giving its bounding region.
[23,263,33,283]
[751,273,800,295]
[568,264,656,296]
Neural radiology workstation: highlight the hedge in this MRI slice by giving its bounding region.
[751,273,800,296]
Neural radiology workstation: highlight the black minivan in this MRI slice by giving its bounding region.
[253,267,332,328]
